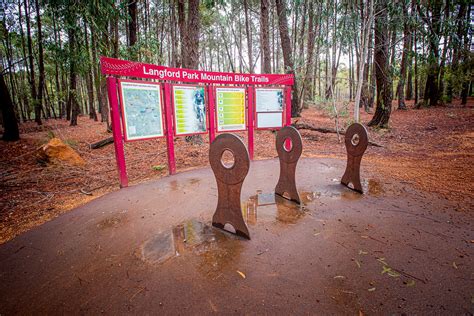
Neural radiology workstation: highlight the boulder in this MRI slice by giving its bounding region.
[41,137,85,166]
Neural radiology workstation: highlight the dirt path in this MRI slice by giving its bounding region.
[1,100,473,243]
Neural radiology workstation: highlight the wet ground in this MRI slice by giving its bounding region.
[0,158,473,314]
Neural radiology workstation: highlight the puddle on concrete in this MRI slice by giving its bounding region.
[319,178,385,199]
[96,213,127,229]
[243,191,314,225]
[168,178,202,192]
[139,219,241,269]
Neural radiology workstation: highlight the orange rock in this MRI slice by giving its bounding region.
[41,138,85,166]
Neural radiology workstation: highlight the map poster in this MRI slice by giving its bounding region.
[216,87,246,132]
[255,88,284,113]
[173,85,207,135]
[119,81,164,141]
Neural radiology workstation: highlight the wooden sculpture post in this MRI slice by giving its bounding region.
[341,123,369,193]
[209,134,251,239]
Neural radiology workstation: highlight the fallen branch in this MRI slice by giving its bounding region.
[90,137,114,149]
[292,122,384,148]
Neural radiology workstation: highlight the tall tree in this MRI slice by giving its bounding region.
[0,72,20,141]
[243,0,253,73]
[397,0,410,110]
[368,0,392,127]
[275,0,300,117]
[24,0,40,124]
[260,0,272,73]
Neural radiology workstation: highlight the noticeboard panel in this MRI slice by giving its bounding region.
[215,87,246,132]
[256,112,283,129]
[255,88,284,113]
[172,85,207,135]
[119,80,164,141]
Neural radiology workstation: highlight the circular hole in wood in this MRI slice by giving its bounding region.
[351,134,360,146]
[221,149,235,169]
[283,137,293,152]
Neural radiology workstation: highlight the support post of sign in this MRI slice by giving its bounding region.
[247,86,254,160]
[107,77,128,188]
[163,83,177,175]
[285,86,292,126]
[208,85,216,143]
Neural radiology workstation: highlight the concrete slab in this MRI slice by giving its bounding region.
[0,158,472,314]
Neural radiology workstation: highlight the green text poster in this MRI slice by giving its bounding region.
[173,85,207,135]
[120,81,164,141]
[216,87,246,132]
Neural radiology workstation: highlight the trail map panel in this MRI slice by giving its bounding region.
[216,87,246,132]
[255,88,284,112]
[255,88,284,128]
[173,85,207,135]
[119,81,164,141]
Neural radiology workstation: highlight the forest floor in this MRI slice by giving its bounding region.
[0,98,473,244]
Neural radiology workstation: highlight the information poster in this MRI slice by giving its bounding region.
[255,88,284,128]
[173,85,207,135]
[119,81,164,141]
[216,87,246,132]
[255,88,284,112]
[256,112,283,128]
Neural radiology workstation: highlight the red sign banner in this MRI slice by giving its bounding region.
[100,57,294,86]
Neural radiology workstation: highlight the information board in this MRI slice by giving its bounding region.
[256,112,283,128]
[173,85,207,135]
[216,87,246,132]
[255,88,284,129]
[255,88,284,112]
[119,81,164,141]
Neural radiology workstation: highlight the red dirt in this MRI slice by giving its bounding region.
[1,99,473,244]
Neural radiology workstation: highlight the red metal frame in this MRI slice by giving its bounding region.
[213,86,248,133]
[171,84,209,137]
[207,86,216,143]
[163,83,177,174]
[118,79,166,142]
[103,58,294,187]
[107,77,129,188]
[247,86,254,160]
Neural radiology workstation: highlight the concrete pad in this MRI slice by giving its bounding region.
[0,158,472,314]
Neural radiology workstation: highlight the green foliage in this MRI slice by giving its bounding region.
[152,165,166,171]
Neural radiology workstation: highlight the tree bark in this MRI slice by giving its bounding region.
[68,26,79,126]
[397,1,410,110]
[260,0,272,73]
[182,0,200,69]
[84,22,97,121]
[243,0,253,73]
[24,0,39,125]
[368,0,392,128]
[0,72,20,141]
[275,0,300,117]
[128,0,138,54]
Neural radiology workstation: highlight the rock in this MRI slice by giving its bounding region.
[41,137,85,166]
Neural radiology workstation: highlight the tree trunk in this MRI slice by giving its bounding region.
[84,22,97,121]
[397,2,409,110]
[243,0,253,73]
[24,0,40,125]
[128,0,137,56]
[275,0,300,117]
[368,0,391,128]
[260,0,272,73]
[183,0,200,69]
[303,1,316,100]
[68,26,79,126]
[0,72,20,141]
